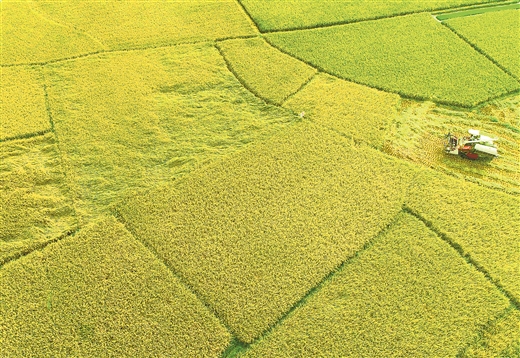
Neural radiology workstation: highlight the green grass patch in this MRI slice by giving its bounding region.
[31,1,256,51]
[461,307,520,357]
[445,9,520,79]
[437,2,520,20]
[241,0,502,31]
[0,1,103,65]
[117,121,415,342]
[43,43,295,222]
[217,37,316,104]
[266,13,519,107]
[0,216,231,357]
[0,133,76,245]
[242,213,509,357]
[383,97,520,195]
[1,67,50,140]
[407,168,520,302]
[283,73,400,149]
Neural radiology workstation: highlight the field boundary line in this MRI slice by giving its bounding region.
[280,70,318,106]
[456,304,518,357]
[235,210,407,355]
[0,128,52,143]
[41,73,81,225]
[435,1,519,20]
[442,21,520,82]
[403,206,519,310]
[0,227,80,270]
[111,209,239,347]
[214,42,276,106]
[255,0,508,34]
[235,0,262,34]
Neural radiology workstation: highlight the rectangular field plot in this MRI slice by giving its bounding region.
[0,134,76,245]
[243,213,509,357]
[217,37,316,104]
[241,0,500,31]
[44,43,295,221]
[32,1,256,51]
[445,9,520,79]
[1,67,49,140]
[0,217,231,357]
[0,1,103,65]
[407,168,520,302]
[117,121,416,342]
[284,73,399,149]
[266,13,519,107]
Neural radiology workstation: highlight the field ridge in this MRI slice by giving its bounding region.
[403,206,519,310]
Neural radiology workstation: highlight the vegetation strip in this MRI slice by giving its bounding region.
[436,2,520,20]
[404,206,519,310]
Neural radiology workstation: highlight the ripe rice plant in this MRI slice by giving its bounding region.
[445,9,520,79]
[242,213,509,357]
[217,37,316,104]
[265,13,519,107]
[0,67,49,140]
[241,0,501,31]
[0,134,77,244]
[0,1,102,65]
[461,307,520,357]
[0,217,231,357]
[117,121,415,342]
[407,168,520,302]
[43,43,295,221]
[31,1,256,52]
[383,96,520,195]
[283,73,399,149]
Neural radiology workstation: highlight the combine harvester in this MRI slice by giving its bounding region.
[445,129,498,160]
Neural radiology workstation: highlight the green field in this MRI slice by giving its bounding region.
[1,1,518,356]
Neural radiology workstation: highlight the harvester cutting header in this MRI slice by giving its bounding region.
[445,129,498,160]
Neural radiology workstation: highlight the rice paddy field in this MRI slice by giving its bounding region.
[1,1,519,357]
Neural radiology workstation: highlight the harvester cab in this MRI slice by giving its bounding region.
[445,129,498,160]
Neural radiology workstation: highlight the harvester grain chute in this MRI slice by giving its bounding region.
[445,129,498,160]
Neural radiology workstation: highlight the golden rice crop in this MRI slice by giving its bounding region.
[265,13,519,107]
[242,213,509,357]
[0,1,102,65]
[43,43,295,222]
[384,97,520,195]
[445,9,520,79]
[0,67,50,140]
[31,1,256,51]
[241,0,498,31]
[283,73,399,149]
[217,37,316,104]
[117,121,416,343]
[0,216,231,357]
[407,168,520,302]
[461,307,520,357]
[0,133,77,244]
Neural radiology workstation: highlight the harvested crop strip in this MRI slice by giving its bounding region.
[284,73,399,149]
[0,217,231,357]
[31,1,256,51]
[117,121,415,342]
[445,9,520,79]
[242,213,509,357]
[461,307,520,357]
[407,168,520,302]
[43,43,295,221]
[266,13,519,107]
[241,0,500,31]
[0,133,76,245]
[217,37,316,104]
[0,1,102,65]
[1,67,49,140]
